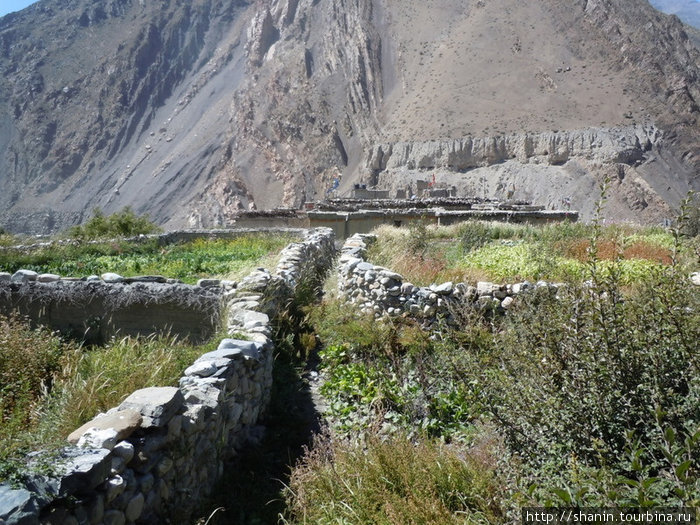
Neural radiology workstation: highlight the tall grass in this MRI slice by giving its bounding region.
[0,325,218,482]
[284,433,504,524]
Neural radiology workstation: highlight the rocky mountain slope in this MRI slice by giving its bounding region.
[0,0,698,233]
[651,0,700,29]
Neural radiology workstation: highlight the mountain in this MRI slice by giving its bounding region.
[0,0,698,233]
[650,0,700,28]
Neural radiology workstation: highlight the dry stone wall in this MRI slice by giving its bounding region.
[0,275,222,344]
[0,228,336,525]
[337,233,561,325]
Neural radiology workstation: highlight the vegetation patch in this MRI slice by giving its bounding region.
[367,220,695,285]
[0,234,293,284]
[284,433,505,524]
[290,197,699,519]
[0,318,219,483]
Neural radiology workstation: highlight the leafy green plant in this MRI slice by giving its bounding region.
[0,234,292,283]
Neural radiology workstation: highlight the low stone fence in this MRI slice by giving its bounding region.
[0,228,336,525]
[337,233,560,325]
[0,275,223,343]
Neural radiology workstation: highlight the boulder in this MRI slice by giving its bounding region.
[0,485,39,525]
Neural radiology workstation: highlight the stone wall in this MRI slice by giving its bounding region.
[337,233,561,325]
[0,228,336,525]
[0,276,223,344]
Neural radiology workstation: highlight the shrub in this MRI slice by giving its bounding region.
[284,433,504,524]
[486,267,699,505]
[69,207,160,239]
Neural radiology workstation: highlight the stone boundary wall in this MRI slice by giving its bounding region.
[0,228,336,525]
[337,233,560,325]
[0,277,223,344]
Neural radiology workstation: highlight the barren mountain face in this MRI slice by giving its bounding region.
[0,0,698,232]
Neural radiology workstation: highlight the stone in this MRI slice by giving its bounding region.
[77,428,119,450]
[37,273,61,283]
[155,457,174,477]
[184,360,219,378]
[53,447,112,497]
[401,282,417,294]
[181,381,222,408]
[86,275,100,281]
[206,339,265,361]
[139,472,155,493]
[87,494,104,524]
[101,273,124,283]
[432,281,453,295]
[355,261,374,272]
[0,272,11,281]
[476,281,499,296]
[229,309,269,329]
[501,296,515,309]
[112,441,135,464]
[125,493,145,522]
[197,278,221,288]
[123,275,167,284]
[118,387,184,428]
[110,457,126,475]
[67,410,143,444]
[0,485,39,525]
[11,269,38,282]
[167,415,182,441]
[511,281,532,294]
[691,272,700,286]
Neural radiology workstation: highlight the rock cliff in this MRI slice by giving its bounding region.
[0,0,697,232]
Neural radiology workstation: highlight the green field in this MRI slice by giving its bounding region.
[0,234,294,283]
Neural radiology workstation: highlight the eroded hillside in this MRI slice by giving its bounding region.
[0,0,698,232]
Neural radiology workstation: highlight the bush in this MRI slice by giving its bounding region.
[486,269,699,505]
[284,433,504,524]
[69,207,160,239]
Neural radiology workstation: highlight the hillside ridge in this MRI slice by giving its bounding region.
[0,0,697,233]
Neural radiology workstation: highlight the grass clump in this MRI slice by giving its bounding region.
[45,334,212,438]
[284,434,504,524]
[0,315,77,449]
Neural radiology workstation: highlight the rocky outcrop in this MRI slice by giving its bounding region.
[0,0,698,232]
[367,125,660,172]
